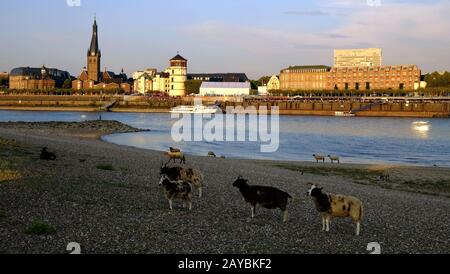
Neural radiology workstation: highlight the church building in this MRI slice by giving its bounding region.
[72,18,131,93]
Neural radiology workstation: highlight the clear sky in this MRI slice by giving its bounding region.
[0,0,449,79]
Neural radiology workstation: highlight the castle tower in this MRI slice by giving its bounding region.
[168,53,187,97]
[87,17,101,82]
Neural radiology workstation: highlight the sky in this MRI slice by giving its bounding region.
[0,0,449,79]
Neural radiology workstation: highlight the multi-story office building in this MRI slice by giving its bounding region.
[334,48,382,68]
[328,65,421,91]
[279,66,331,90]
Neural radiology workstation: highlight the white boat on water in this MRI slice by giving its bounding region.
[335,111,355,117]
[170,105,221,114]
[412,121,430,126]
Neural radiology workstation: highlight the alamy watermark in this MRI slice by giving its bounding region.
[367,0,381,7]
[66,0,81,7]
[170,98,280,153]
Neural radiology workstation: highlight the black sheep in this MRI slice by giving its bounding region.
[232,176,292,222]
[40,147,56,161]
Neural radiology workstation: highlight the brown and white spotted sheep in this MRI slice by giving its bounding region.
[160,164,204,198]
[307,183,363,236]
[158,176,193,211]
[233,176,293,223]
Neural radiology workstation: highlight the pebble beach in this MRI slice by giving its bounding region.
[0,121,449,254]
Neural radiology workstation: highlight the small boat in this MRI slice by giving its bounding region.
[335,111,355,117]
[412,121,430,126]
[170,104,221,114]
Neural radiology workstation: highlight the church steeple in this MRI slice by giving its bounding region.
[87,16,101,82]
[88,17,100,57]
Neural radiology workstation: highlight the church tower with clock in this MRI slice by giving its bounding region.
[87,17,101,82]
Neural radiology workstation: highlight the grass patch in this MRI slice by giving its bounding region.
[0,169,22,182]
[24,220,56,235]
[0,209,6,219]
[275,164,450,197]
[275,164,383,181]
[96,164,115,171]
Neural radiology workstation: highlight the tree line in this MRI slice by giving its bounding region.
[423,71,450,88]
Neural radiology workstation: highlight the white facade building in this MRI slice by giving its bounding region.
[258,86,268,95]
[199,82,251,96]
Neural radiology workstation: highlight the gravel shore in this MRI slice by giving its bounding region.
[0,121,449,254]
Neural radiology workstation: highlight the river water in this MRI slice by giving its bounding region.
[1,110,449,167]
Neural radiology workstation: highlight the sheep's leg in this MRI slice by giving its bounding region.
[198,187,203,198]
[283,210,289,223]
[322,216,326,231]
[168,199,173,211]
[356,222,361,236]
[325,216,330,232]
[251,206,256,218]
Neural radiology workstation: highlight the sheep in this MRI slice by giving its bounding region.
[160,163,204,198]
[158,175,193,211]
[232,176,292,223]
[313,154,326,163]
[307,183,363,236]
[379,170,390,182]
[40,147,56,161]
[328,155,340,164]
[166,150,186,164]
[169,147,181,153]
[208,151,217,158]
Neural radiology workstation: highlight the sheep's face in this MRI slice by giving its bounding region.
[159,176,169,187]
[233,177,248,188]
[307,184,322,197]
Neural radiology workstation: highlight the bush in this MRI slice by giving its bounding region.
[24,220,56,235]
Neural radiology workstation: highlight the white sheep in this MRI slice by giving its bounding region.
[328,155,340,164]
[313,154,326,163]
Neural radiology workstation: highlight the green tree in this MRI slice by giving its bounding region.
[62,78,72,89]
[424,71,450,87]
[185,80,202,94]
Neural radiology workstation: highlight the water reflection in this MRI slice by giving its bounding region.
[0,110,449,167]
[411,121,431,139]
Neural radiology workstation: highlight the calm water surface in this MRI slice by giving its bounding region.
[1,110,449,167]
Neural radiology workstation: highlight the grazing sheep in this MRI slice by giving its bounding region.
[328,155,340,164]
[158,175,193,211]
[208,151,217,158]
[40,147,56,161]
[160,163,204,198]
[313,154,326,163]
[166,151,186,164]
[233,176,292,223]
[379,170,390,182]
[169,147,181,153]
[307,183,363,236]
